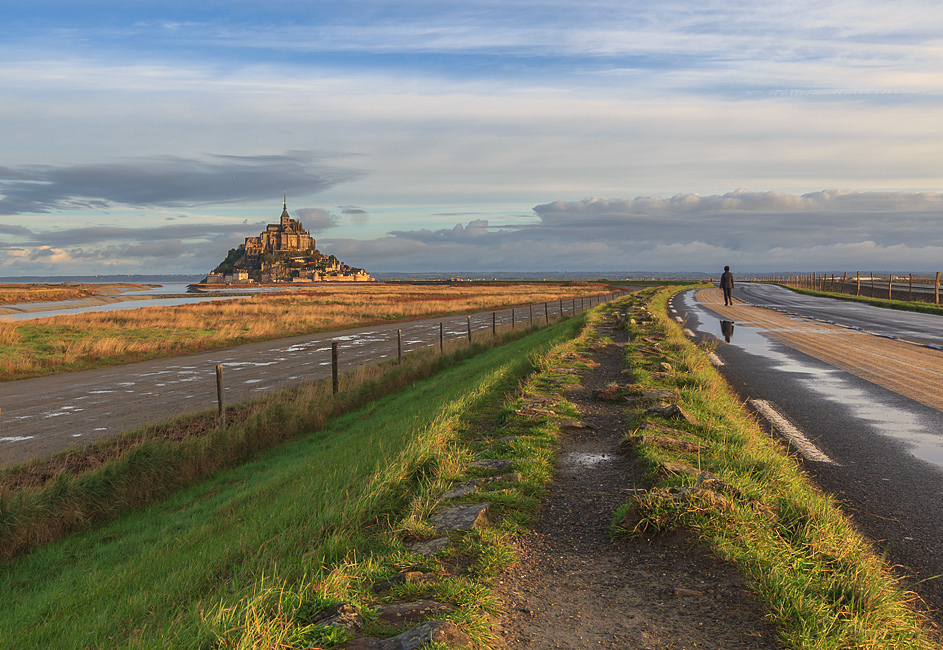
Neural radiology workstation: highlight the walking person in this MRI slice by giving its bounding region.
[720,265,734,306]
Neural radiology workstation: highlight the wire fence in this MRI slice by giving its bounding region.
[751,272,943,304]
[0,292,628,466]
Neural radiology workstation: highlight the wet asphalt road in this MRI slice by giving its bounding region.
[670,283,943,620]
[735,283,943,348]
[0,298,604,468]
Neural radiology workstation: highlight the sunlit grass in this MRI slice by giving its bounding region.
[0,308,588,649]
[0,282,612,380]
[614,287,937,649]
[0,283,99,304]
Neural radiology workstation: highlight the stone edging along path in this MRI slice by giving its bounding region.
[305,298,779,649]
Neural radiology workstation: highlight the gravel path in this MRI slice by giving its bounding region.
[494,321,781,649]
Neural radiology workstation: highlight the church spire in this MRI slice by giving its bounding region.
[280,192,290,226]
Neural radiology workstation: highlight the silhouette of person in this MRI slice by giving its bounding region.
[720,265,734,306]
[720,320,735,343]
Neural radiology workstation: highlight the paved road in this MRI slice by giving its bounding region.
[761,278,941,302]
[671,284,943,621]
[736,282,943,347]
[0,297,611,467]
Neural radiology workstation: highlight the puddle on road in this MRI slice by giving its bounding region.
[221,360,281,368]
[682,291,943,469]
[560,452,613,469]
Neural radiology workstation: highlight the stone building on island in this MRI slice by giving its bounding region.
[203,197,373,284]
[242,199,316,262]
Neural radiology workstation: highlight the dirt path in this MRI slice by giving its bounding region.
[494,318,780,649]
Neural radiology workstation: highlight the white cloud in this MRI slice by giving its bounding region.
[2,2,943,277]
[295,208,340,233]
[318,190,943,273]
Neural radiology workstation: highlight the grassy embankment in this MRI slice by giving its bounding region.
[0,282,610,381]
[0,302,596,649]
[0,292,602,559]
[613,287,937,648]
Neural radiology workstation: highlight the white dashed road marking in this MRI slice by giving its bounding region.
[750,398,836,465]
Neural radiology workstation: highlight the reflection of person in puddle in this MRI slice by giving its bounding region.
[720,320,735,343]
[720,265,735,305]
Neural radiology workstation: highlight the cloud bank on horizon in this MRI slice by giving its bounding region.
[1,1,943,275]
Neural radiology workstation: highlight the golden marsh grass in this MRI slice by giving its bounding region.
[0,282,148,305]
[0,282,612,381]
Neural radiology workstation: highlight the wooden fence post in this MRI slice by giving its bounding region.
[467,315,472,343]
[909,274,914,302]
[215,364,226,426]
[840,272,847,295]
[936,272,941,305]
[492,312,496,336]
[888,274,893,300]
[439,322,444,353]
[397,329,402,364]
[856,271,860,296]
[545,302,549,324]
[332,342,339,394]
[512,308,515,329]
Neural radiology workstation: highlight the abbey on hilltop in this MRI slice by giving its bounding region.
[203,197,373,284]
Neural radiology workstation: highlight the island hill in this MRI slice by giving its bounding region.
[203,199,373,284]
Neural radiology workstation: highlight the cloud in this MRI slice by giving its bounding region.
[324,190,943,273]
[6,188,943,275]
[0,219,270,276]
[0,223,33,236]
[3,222,265,247]
[0,151,364,216]
[533,190,943,221]
[389,219,493,243]
[295,208,340,233]
[529,190,943,251]
[339,205,370,226]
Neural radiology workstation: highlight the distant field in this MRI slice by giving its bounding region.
[0,282,614,381]
[0,283,96,305]
[0,283,139,305]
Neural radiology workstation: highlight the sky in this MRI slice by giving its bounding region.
[2,0,943,276]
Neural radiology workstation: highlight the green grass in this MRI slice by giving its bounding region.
[613,287,937,649]
[0,313,587,649]
[0,315,582,560]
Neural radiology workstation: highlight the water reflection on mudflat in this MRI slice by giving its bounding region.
[0,282,291,321]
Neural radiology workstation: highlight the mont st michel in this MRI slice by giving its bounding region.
[203,198,373,284]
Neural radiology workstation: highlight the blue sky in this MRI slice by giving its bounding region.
[2,0,943,275]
